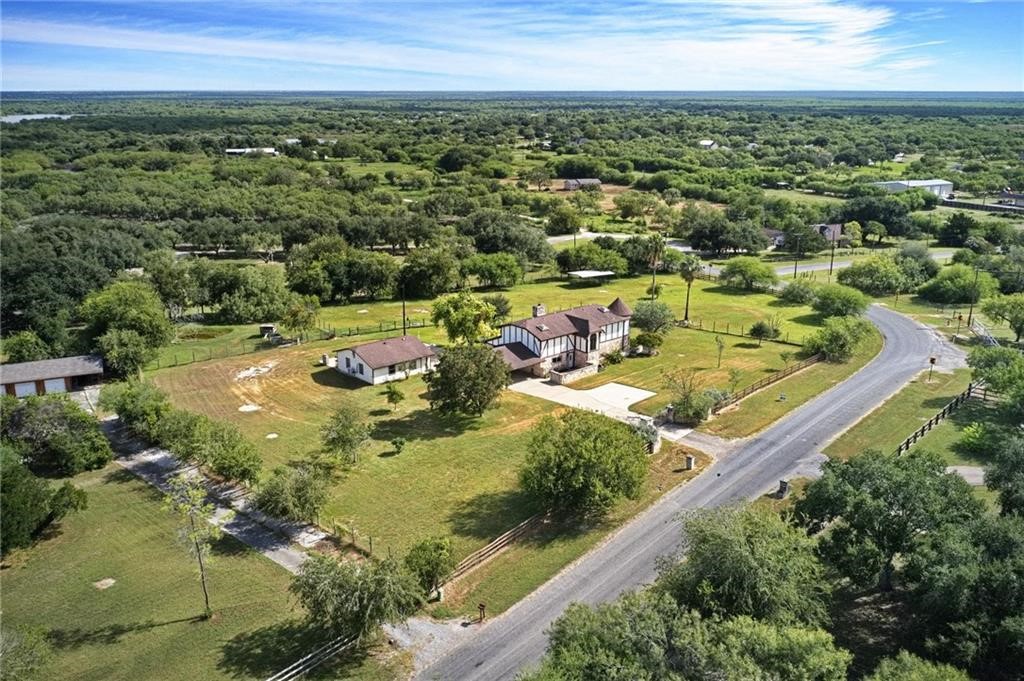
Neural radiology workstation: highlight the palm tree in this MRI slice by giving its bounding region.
[678,253,703,322]
[647,233,666,299]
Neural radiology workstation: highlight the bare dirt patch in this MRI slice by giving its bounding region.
[235,361,278,381]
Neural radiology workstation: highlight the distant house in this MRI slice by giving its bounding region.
[698,140,718,150]
[563,178,602,191]
[489,299,632,379]
[336,335,437,385]
[813,223,844,243]
[1,355,104,398]
[997,191,1024,207]
[893,153,906,163]
[764,228,786,248]
[746,142,760,150]
[873,179,953,198]
[224,147,279,156]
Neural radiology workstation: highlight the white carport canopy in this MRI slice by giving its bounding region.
[567,270,616,280]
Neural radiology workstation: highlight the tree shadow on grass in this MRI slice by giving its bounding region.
[102,467,166,503]
[371,409,479,443]
[219,619,372,679]
[789,312,826,327]
[448,489,541,541]
[209,533,249,558]
[47,617,202,650]
[828,585,917,679]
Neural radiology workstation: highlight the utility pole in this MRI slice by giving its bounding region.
[828,234,837,282]
[966,265,981,326]
[792,235,801,280]
[401,278,408,335]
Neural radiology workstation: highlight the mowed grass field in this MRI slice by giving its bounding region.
[701,325,884,439]
[573,328,802,416]
[0,466,404,681]
[824,369,972,460]
[148,276,824,372]
[151,346,552,559]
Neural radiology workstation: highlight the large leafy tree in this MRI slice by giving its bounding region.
[79,279,173,349]
[658,506,831,626]
[795,450,981,591]
[290,553,421,638]
[986,434,1024,516]
[812,283,869,318]
[0,444,86,555]
[523,591,850,681]
[1,395,113,476]
[425,344,509,416]
[320,404,370,466]
[630,299,674,333]
[866,652,972,681]
[719,256,779,291]
[96,328,155,378]
[520,411,647,516]
[982,294,1024,343]
[904,515,1024,679]
[2,331,51,363]
[431,291,498,344]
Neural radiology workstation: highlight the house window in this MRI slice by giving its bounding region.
[357,363,364,375]
[589,334,597,351]
[345,357,351,369]
[389,364,397,374]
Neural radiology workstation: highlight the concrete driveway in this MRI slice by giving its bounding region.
[509,378,655,422]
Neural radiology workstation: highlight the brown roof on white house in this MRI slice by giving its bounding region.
[350,336,435,370]
[0,354,104,385]
[510,300,629,342]
[607,297,632,317]
[493,343,543,371]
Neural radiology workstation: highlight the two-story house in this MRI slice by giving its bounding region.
[489,298,632,378]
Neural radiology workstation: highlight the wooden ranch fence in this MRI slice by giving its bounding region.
[711,353,823,414]
[893,382,990,455]
[445,512,549,584]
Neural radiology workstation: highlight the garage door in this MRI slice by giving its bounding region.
[43,378,67,394]
[14,382,37,397]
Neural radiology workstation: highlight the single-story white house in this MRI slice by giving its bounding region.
[336,335,437,385]
[1,355,104,398]
[997,191,1024,207]
[698,140,718,150]
[563,178,602,191]
[873,179,953,198]
[488,298,632,379]
[224,147,279,156]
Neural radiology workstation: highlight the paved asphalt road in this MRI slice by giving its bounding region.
[416,305,960,681]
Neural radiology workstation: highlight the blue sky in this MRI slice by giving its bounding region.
[2,1,1022,91]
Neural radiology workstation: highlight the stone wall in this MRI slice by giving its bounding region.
[550,362,600,385]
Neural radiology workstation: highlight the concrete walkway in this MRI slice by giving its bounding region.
[509,378,655,423]
[101,418,321,574]
[947,465,986,486]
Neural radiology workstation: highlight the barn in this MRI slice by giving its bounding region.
[0,355,105,398]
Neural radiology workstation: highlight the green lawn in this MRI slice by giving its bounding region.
[148,275,824,372]
[151,345,552,560]
[442,445,711,617]
[701,325,884,439]
[573,327,805,416]
[911,397,1010,468]
[762,188,844,206]
[0,466,404,681]
[824,369,972,460]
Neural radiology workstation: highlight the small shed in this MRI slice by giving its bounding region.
[259,324,278,338]
[0,355,105,398]
[567,270,616,282]
[563,178,602,191]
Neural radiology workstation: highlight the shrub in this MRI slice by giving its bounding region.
[719,256,779,291]
[918,265,998,305]
[631,299,674,333]
[957,422,994,457]
[812,283,869,317]
[749,319,781,345]
[634,331,664,350]
[1,396,113,476]
[804,317,872,362]
[256,464,328,522]
[404,536,457,594]
[779,279,817,305]
[603,349,624,365]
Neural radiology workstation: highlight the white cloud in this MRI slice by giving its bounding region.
[0,0,960,89]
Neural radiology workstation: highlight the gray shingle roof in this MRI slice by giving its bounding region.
[0,355,104,385]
